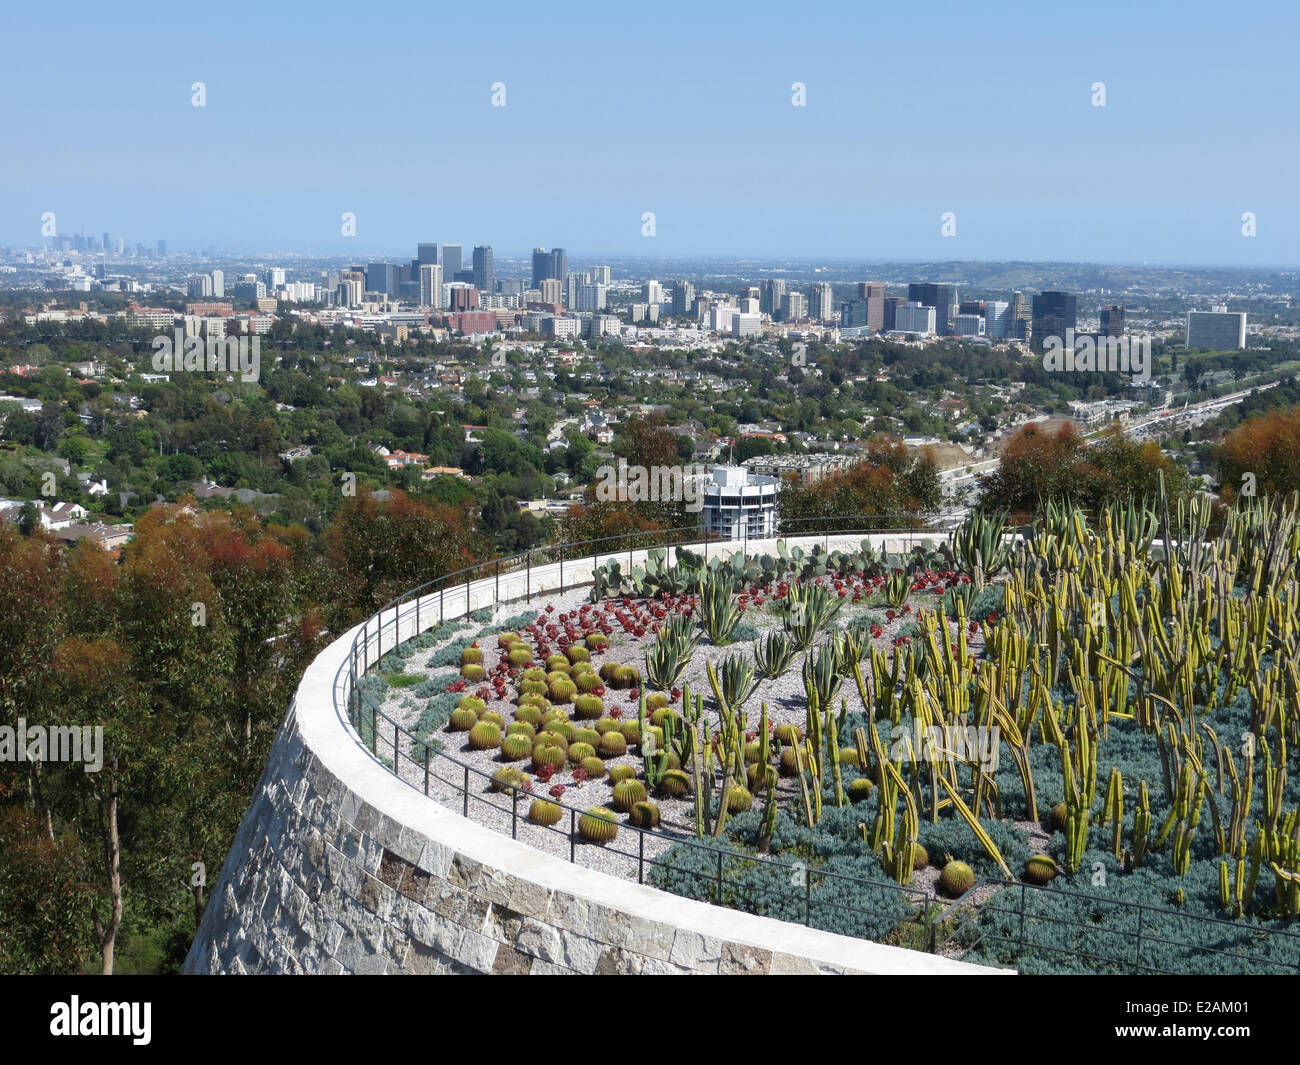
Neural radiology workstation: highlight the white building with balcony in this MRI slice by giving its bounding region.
[700,466,778,541]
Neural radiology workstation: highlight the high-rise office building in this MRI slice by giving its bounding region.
[1010,291,1032,340]
[472,245,494,294]
[781,292,808,320]
[211,270,225,298]
[419,263,443,308]
[367,262,398,297]
[266,267,286,289]
[841,300,868,328]
[102,232,111,256]
[588,265,611,286]
[1186,307,1247,350]
[576,283,607,312]
[550,249,567,287]
[760,279,786,316]
[908,283,958,335]
[671,280,694,316]
[808,282,834,321]
[1031,291,1077,343]
[643,280,664,305]
[858,282,886,330]
[531,248,551,287]
[441,244,463,281]
[985,300,1009,338]
[895,302,937,334]
[566,272,586,309]
[187,275,213,298]
[157,240,168,257]
[539,278,563,305]
[883,296,906,331]
[1100,305,1126,337]
[447,285,478,313]
[417,243,438,265]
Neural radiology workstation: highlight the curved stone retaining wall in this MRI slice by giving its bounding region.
[184,534,1011,975]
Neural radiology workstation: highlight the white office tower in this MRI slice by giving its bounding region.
[780,292,807,320]
[895,301,937,334]
[210,269,225,298]
[808,282,834,321]
[336,279,362,307]
[952,314,985,336]
[701,466,778,541]
[419,264,443,308]
[733,312,762,337]
[985,300,1009,338]
[566,272,585,308]
[187,275,213,298]
[588,265,611,286]
[739,297,760,314]
[643,280,664,305]
[266,267,286,288]
[539,278,563,305]
[1186,307,1247,350]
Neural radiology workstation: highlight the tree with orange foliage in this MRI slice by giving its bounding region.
[1216,406,1300,502]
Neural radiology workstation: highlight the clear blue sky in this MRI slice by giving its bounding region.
[3,0,1297,265]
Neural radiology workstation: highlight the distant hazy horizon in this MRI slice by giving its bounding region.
[5,0,1298,265]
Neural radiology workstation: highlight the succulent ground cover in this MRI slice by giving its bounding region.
[370,492,1300,973]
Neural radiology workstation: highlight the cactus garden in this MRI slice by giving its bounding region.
[365,490,1300,974]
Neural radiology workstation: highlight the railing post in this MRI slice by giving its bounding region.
[716,851,723,905]
[377,609,383,663]
[511,789,518,840]
[804,869,811,926]
[1135,902,1145,969]
[1018,883,1027,951]
[423,742,430,796]
[370,702,377,753]
[465,573,470,618]
[462,766,469,817]
[570,809,576,864]
[440,587,444,624]
[638,828,645,884]
[495,560,499,602]
[559,544,564,594]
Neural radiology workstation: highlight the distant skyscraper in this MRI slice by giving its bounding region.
[671,280,694,316]
[576,283,606,312]
[643,280,664,305]
[1011,291,1032,340]
[419,263,443,308]
[1100,305,1125,337]
[1031,291,1077,343]
[566,272,585,308]
[808,282,834,321]
[781,291,808,320]
[883,296,906,331]
[367,262,398,296]
[441,244,463,281]
[760,279,786,316]
[532,248,551,287]
[211,269,225,298]
[895,302,937,334]
[550,248,567,287]
[588,265,611,286]
[157,239,168,257]
[187,275,213,298]
[417,243,438,265]
[447,285,478,313]
[539,278,563,305]
[908,283,958,335]
[985,300,1009,338]
[472,245,494,294]
[102,232,111,256]
[858,282,886,330]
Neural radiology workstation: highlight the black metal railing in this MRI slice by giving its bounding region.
[333,524,1300,975]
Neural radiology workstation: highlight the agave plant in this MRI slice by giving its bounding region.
[754,628,798,678]
[715,651,759,712]
[698,572,743,645]
[950,510,1011,588]
[885,569,911,608]
[782,582,843,652]
[802,640,844,712]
